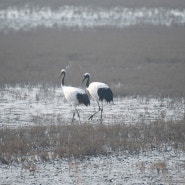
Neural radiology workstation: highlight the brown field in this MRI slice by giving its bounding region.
[1,120,185,163]
[1,25,185,97]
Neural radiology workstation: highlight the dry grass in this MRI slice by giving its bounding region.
[151,161,167,174]
[0,120,185,164]
[1,25,185,97]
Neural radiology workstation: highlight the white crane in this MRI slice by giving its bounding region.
[58,69,90,123]
[82,73,113,123]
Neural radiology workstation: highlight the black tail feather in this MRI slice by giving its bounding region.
[97,88,113,103]
[77,93,90,106]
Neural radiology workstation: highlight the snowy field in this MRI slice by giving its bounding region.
[0,6,185,31]
[1,148,185,184]
[0,85,185,184]
[1,1,185,184]
[0,85,184,128]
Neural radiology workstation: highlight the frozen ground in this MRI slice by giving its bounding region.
[0,85,184,128]
[1,149,185,184]
[0,6,185,31]
[1,85,185,184]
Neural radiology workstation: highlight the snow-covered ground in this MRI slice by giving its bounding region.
[1,149,185,184]
[0,6,185,31]
[1,85,185,184]
[0,85,184,128]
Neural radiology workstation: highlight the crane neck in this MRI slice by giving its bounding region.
[61,73,65,86]
[86,76,90,88]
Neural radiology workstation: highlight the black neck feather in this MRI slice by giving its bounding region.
[86,76,90,87]
[62,73,65,86]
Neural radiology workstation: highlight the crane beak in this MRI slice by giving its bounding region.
[58,72,63,79]
[81,77,86,84]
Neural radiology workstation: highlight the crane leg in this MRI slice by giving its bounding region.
[100,101,103,124]
[72,112,75,123]
[88,109,100,120]
[88,102,103,121]
[75,108,81,124]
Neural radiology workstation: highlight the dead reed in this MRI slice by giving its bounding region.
[0,119,185,165]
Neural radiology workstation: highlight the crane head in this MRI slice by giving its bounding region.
[82,73,90,84]
[58,69,66,79]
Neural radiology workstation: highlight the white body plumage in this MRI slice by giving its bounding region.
[62,86,88,107]
[86,82,109,103]
[82,73,113,122]
[59,69,90,123]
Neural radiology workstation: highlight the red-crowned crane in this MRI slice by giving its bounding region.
[58,69,90,123]
[82,73,113,123]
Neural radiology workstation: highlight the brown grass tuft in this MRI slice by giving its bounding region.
[0,120,185,164]
[151,161,167,175]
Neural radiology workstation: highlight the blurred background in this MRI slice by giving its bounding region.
[0,0,185,97]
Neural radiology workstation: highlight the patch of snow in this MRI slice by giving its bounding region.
[0,6,185,31]
[0,85,184,128]
[0,149,185,184]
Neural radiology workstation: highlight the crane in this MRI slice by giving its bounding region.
[82,73,113,123]
[58,69,90,123]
